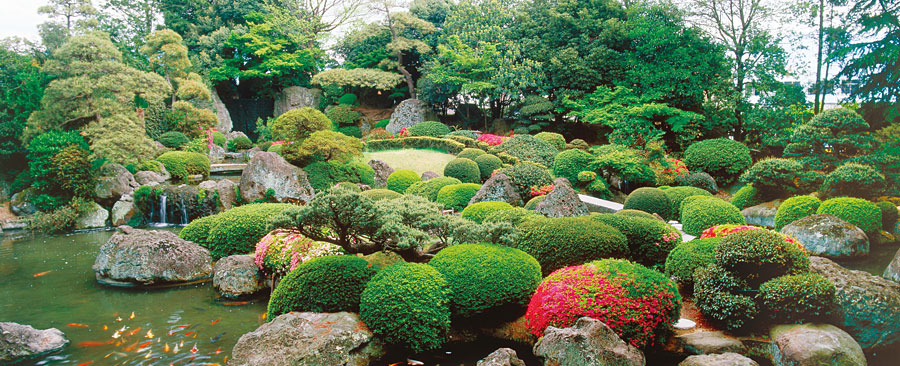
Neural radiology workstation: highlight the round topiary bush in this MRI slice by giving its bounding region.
[758,273,836,323]
[816,197,882,233]
[211,131,226,147]
[156,151,210,181]
[474,154,503,181]
[337,93,358,105]
[524,195,546,210]
[774,195,821,230]
[360,263,451,353]
[683,138,751,185]
[821,163,885,199]
[675,171,719,193]
[876,201,899,231]
[730,184,762,210]
[662,186,712,221]
[591,214,682,267]
[407,121,451,137]
[525,259,681,349]
[681,198,745,236]
[360,188,402,201]
[484,207,541,226]
[693,263,758,330]
[623,187,672,221]
[552,149,596,184]
[457,147,486,160]
[443,158,481,183]
[716,228,810,287]
[436,183,481,211]
[404,176,462,201]
[267,255,376,319]
[497,163,554,199]
[227,135,253,151]
[739,158,809,199]
[335,126,362,138]
[269,107,333,142]
[489,134,558,167]
[615,209,659,220]
[517,217,628,275]
[178,214,222,247]
[430,244,541,320]
[326,104,362,126]
[461,201,514,224]
[534,132,566,150]
[664,238,721,289]
[386,169,422,193]
[157,131,189,148]
[190,203,294,259]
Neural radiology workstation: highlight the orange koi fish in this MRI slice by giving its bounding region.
[129,312,135,319]
[67,323,89,328]
[74,361,94,366]
[79,340,114,347]
[190,344,198,354]
[137,340,152,349]
[103,325,108,331]
[210,318,221,325]
[33,271,52,277]
[126,327,141,336]
[123,341,139,352]
[222,301,248,306]
[145,329,154,338]
[164,343,170,353]
[184,331,195,337]
[214,348,222,355]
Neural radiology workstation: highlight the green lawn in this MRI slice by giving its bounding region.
[362,149,457,176]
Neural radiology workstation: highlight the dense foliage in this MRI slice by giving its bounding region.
[516,217,628,275]
[816,197,882,233]
[443,158,480,183]
[775,195,822,230]
[622,187,672,221]
[591,213,682,268]
[665,238,721,290]
[180,203,293,259]
[267,255,376,319]
[683,138,751,185]
[681,197,745,236]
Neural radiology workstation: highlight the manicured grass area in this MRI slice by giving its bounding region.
[362,149,458,176]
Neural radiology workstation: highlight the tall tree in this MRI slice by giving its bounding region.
[269,0,368,45]
[0,39,50,174]
[372,0,435,98]
[99,0,162,64]
[38,0,99,32]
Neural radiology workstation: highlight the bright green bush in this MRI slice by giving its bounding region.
[693,263,758,330]
[876,201,899,231]
[461,201,514,224]
[615,209,659,220]
[489,134,558,167]
[270,107,333,142]
[304,161,375,192]
[386,169,422,193]
[517,216,628,275]
[407,121,451,137]
[337,93,358,105]
[212,131,226,147]
[445,130,480,139]
[758,273,836,323]
[587,176,613,199]
[360,188,402,201]
[681,197,745,236]
[429,244,541,319]
[267,143,283,155]
[157,131,189,148]
[365,136,465,154]
[534,132,566,150]
[552,149,596,184]
[680,195,717,215]
[177,214,222,246]
[675,171,718,193]
[716,228,810,287]
[326,105,361,126]
[665,238,721,289]
[591,214,682,267]
[359,263,451,353]
[623,187,672,221]
[404,176,462,201]
[267,255,376,319]
[436,183,481,211]
[739,158,810,199]
[730,184,762,210]
[457,147,486,160]
[497,163,554,199]
[185,203,294,259]
[683,138,751,185]
[135,160,163,173]
[578,171,597,183]
[590,145,657,187]
[821,163,885,199]
[484,207,541,226]
[156,151,210,181]
[816,197,882,233]
[474,154,503,181]
[774,195,821,230]
[227,135,253,151]
[443,158,481,183]
[663,186,712,220]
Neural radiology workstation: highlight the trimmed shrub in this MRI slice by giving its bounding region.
[665,238,721,289]
[590,145,657,187]
[270,107,333,142]
[305,161,375,192]
[461,201,514,224]
[445,130,480,139]
[524,195,546,210]
[758,273,836,323]
[484,207,541,226]
[267,255,376,319]
[739,158,811,200]
[360,188,402,201]
[157,131,189,148]
[730,184,762,210]
[326,105,361,126]
[156,151,210,181]
[474,154,503,181]
[337,93,358,105]
[716,228,810,287]
[136,160,163,173]
[407,121,451,137]
[430,244,541,319]
[375,119,389,129]
[497,163,554,199]
[267,143,283,155]
[386,169,421,193]
[489,134,558,167]
[525,259,681,349]
[365,128,394,140]
[578,171,597,183]
[227,135,253,151]
[675,171,718,193]
[365,136,465,154]
[175,213,221,246]
[335,126,362,138]
[591,214,682,267]
[405,176,462,201]
[681,198,745,236]
[187,203,294,259]
[876,201,899,231]
[586,177,613,199]
[615,209,659,220]
[443,158,481,183]
[816,197,882,233]
[663,186,712,220]
[821,163,885,199]
[693,264,758,330]
[552,149,596,184]
[436,183,482,211]
[534,132,566,150]
[683,138,751,185]
[457,147,486,160]
[516,217,628,275]
[359,263,451,353]
[774,195,821,230]
[623,187,672,221]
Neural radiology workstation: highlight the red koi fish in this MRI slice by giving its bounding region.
[79,340,114,347]
[67,323,89,328]
[137,340,152,349]
[184,331,195,337]
[222,301,248,306]
[33,271,52,277]
[210,318,221,325]
[74,361,94,366]
[127,327,141,336]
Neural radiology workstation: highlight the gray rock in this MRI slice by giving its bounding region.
[93,226,212,286]
[421,171,440,181]
[198,180,218,191]
[239,152,315,203]
[273,86,323,117]
[135,171,166,186]
[247,147,263,160]
[809,256,900,349]
[230,312,385,366]
[469,173,524,207]
[386,98,426,134]
[477,348,526,366]
[535,178,589,218]
[211,89,233,133]
[677,331,746,355]
[368,159,394,188]
[884,247,900,283]
[226,131,249,141]
[771,323,865,366]
[781,214,869,258]
[10,189,36,216]
[742,200,781,228]
[94,164,139,206]
[110,199,135,227]
[216,179,238,210]
[533,317,645,366]
[213,255,266,298]
[0,322,68,364]
[209,144,226,164]
[75,201,108,229]
[679,353,758,366]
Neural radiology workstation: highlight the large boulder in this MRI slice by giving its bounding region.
[0,323,68,364]
[535,178,589,218]
[213,254,266,298]
[273,86,323,117]
[94,164,139,206]
[368,159,394,188]
[239,152,315,203]
[230,312,385,366]
[809,256,900,349]
[780,215,869,258]
[10,189,36,216]
[110,198,135,227]
[679,353,758,366]
[884,247,900,283]
[533,317,645,366]
[421,171,440,181]
[93,226,212,286]
[770,324,865,366]
[226,131,248,142]
[211,89,233,132]
[469,173,524,207]
[216,179,238,210]
[134,171,166,186]
[477,348,526,366]
[385,98,426,134]
[676,331,746,355]
[209,144,226,164]
[75,201,109,229]
[742,200,780,228]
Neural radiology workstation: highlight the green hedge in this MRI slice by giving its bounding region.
[730,184,762,210]
[758,273,836,323]
[716,228,809,287]
[156,151,210,181]
[623,187,672,221]
[681,197,745,236]
[443,158,481,183]
[534,132,566,150]
[816,197,882,233]
[683,138,751,185]
[665,238,721,290]
[615,209,659,220]
[407,121,451,137]
[474,154,503,181]
[157,131,189,148]
[457,148,486,160]
[360,263,451,353]
[365,137,465,154]
[386,169,422,193]
[267,255,376,319]
[552,149,596,184]
[461,201,514,224]
[663,186,712,221]
[876,201,899,231]
[305,161,375,192]
[739,158,809,199]
[693,263,758,330]
[774,195,821,230]
[497,163,554,199]
[484,207,541,226]
[436,183,481,211]
[404,177,462,201]
[360,188,402,201]
[821,163,885,199]
[429,244,541,320]
[178,214,222,246]
[591,213,682,267]
[181,203,294,259]
[489,134,558,167]
[675,171,718,193]
[517,216,628,275]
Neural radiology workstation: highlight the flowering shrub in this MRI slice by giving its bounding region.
[397,127,410,138]
[663,158,689,178]
[477,133,507,146]
[529,184,554,197]
[701,224,804,251]
[525,259,681,349]
[254,229,345,277]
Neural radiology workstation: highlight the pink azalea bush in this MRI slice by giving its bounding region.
[701,224,805,251]
[529,184,554,197]
[477,133,507,146]
[254,229,345,277]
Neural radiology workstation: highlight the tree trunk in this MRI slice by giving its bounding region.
[814,0,825,113]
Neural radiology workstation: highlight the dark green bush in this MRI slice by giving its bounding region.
[489,134,558,167]
[184,203,294,259]
[591,213,682,267]
[436,183,481,211]
[534,132,566,150]
[675,171,718,193]
[516,216,628,275]
[461,201,514,224]
[774,195,821,230]
[360,188,402,201]
[443,158,481,183]
[681,198,745,236]
[326,105,362,126]
[375,118,389,129]
[365,136,465,154]
[457,147,486,160]
[586,177,613,199]
[227,136,253,151]
[445,130,480,139]
[716,228,810,287]
[156,151,210,181]
[821,163,885,199]
[739,158,811,199]
[386,169,422,193]
[589,144,657,187]
[484,207,541,226]
[267,255,376,319]
[429,244,541,319]
[693,263,758,330]
[497,163,555,199]
[552,149,596,183]
[623,187,672,221]
[816,197,882,233]
[404,176,462,201]
[784,107,877,170]
[683,138,751,185]
[335,126,362,138]
[359,263,451,353]
[407,121,451,137]
[664,238,721,289]
[663,186,712,220]
[474,154,503,181]
[337,93,358,105]
[758,273,836,323]
[157,131,190,148]
[24,131,93,211]
[730,184,762,210]
[876,201,899,231]
[304,161,375,192]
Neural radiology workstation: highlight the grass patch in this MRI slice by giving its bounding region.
[362,149,458,176]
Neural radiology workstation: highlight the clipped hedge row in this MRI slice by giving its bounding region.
[365,137,465,154]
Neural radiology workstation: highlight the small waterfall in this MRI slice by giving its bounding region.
[179,197,189,225]
[159,194,168,224]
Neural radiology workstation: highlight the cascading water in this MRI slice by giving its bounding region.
[158,194,168,225]
[179,197,189,225]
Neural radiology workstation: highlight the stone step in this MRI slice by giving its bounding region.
[210,163,247,174]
